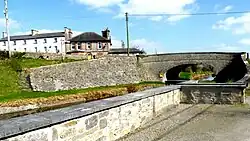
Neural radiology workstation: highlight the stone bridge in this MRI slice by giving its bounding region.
[137,52,247,82]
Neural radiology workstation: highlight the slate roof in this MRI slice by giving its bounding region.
[0,32,65,41]
[69,32,111,42]
[109,48,146,54]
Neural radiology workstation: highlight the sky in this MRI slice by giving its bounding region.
[0,0,250,54]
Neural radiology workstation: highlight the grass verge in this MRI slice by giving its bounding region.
[0,82,165,106]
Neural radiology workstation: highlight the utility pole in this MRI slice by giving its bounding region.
[125,12,130,56]
[4,0,11,58]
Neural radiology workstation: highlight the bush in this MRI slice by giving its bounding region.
[8,58,22,72]
[179,72,192,80]
[126,84,139,93]
[0,51,9,59]
[12,52,26,59]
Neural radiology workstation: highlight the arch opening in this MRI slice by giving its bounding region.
[166,64,215,81]
[215,55,247,83]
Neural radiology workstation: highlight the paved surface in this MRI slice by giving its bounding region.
[117,98,250,141]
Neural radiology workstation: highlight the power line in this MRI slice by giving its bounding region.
[129,10,250,17]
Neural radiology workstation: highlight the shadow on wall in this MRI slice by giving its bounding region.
[215,55,247,83]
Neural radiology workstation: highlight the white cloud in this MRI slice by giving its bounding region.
[74,0,125,8]
[74,0,197,22]
[111,37,164,54]
[131,38,164,54]
[150,16,163,22]
[222,5,233,12]
[0,18,20,29]
[214,5,233,13]
[239,38,250,45]
[215,43,240,51]
[212,12,250,35]
[119,0,197,22]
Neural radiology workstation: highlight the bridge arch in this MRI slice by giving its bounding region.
[165,63,215,80]
[138,52,247,83]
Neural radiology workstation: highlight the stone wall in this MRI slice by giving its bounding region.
[28,53,246,92]
[24,52,89,60]
[0,86,181,141]
[29,56,149,92]
[180,84,247,104]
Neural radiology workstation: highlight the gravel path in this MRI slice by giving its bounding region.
[118,101,250,141]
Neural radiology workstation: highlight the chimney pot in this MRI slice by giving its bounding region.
[2,32,5,38]
[31,29,38,36]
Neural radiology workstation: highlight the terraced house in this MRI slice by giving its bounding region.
[0,27,73,54]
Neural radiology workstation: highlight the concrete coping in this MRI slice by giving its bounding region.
[178,83,247,88]
[0,85,180,140]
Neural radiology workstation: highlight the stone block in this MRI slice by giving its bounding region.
[99,119,107,129]
[96,136,107,141]
[85,115,98,130]
[7,128,50,141]
[99,111,109,119]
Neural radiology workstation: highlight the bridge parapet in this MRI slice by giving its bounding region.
[138,52,243,63]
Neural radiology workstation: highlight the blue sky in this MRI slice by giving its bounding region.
[0,0,250,54]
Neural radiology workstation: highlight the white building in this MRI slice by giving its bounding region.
[0,27,73,54]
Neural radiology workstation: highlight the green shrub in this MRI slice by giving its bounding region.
[179,72,192,80]
[0,51,9,59]
[12,52,26,59]
[8,58,22,72]
[126,84,139,93]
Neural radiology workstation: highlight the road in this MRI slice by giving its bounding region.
[117,99,250,141]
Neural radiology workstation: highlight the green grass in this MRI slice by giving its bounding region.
[0,61,20,96]
[0,82,164,103]
[245,88,250,96]
[0,58,78,98]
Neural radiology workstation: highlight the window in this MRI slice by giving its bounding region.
[3,41,6,46]
[35,47,38,52]
[34,39,37,44]
[54,38,58,43]
[55,46,59,53]
[14,48,16,51]
[44,47,47,53]
[24,48,27,52]
[44,39,47,43]
[23,40,27,45]
[77,42,81,50]
[87,42,91,49]
[72,44,76,50]
[103,43,107,49]
[13,41,16,45]
[98,42,102,49]
[49,46,51,48]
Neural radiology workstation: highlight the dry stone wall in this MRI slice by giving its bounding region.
[29,56,149,92]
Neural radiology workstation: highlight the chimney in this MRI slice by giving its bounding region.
[102,28,110,39]
[31,29,38,36]
[121,40,125,48]
[69,28,72,39]
[2,32,5,38]
[64,27,70,40]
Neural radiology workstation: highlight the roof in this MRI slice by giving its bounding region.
[0,32,65,41]
[109,48,146,54]
[69,32,111,42]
